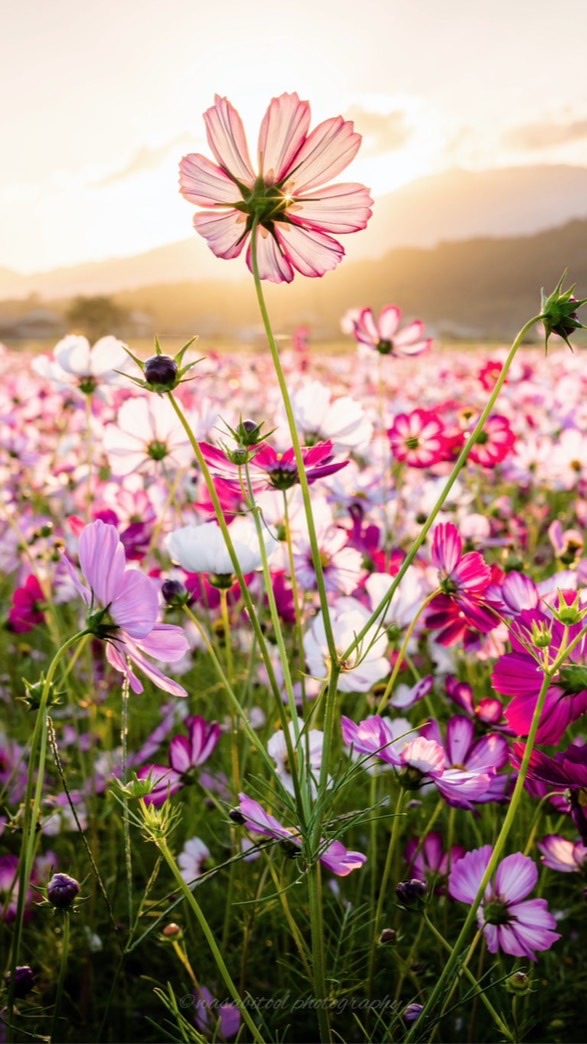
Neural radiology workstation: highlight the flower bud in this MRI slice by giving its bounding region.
[47,872,80,909]
[228,808,246,825]
[378,928,397,945]
[402,1003,423,1024]
[161,579,189,607]
[505,971,533,995]
[395,878,427,907]
[162,922,183,939]
[144,354,179,391]
[5,965,35,998]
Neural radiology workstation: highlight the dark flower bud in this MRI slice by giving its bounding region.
[47,872,80,909]
[144,354,179,391]
[161,578,189,607]
[378,928,397,945]
[228,808,246,825]
[395,878,427,907]
[5,965,35,998]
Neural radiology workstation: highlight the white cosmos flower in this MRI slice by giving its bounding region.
[103,395,193,475]
[290,380,373,453]
[304,596,389,693]
[167,516,278,576]
[33,334,131,393]
[178,837,211,885]
[267,718,327,796]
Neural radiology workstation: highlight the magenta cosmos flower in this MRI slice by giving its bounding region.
[448,845,560,960]
[65,519,189,697]
[199,439,348,493]
[234,793,367,877]
[138,716,221,805]
[179,93,373,283]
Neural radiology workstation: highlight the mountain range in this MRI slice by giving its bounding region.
[3,164,587,303]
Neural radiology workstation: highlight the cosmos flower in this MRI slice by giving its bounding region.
[537,834,587,873]
[180,93,372,283]
[199,439,348,493]
[65,519,189,696]
[448,845,560,960]
[167,516,278,579]
[138,716,221,806]
[351,305,431,357]
[387,409,448,468]
[304,596,389,693]
[32,334,131,396]
[234,793,367,876]
[177,837,211,885]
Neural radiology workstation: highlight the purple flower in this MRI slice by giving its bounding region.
[65,519,189,696]
[404,831,466,888]
[537,834,587,873]
[448,846,560,960]
[138,716,221,805]
[236,794,367,877]
[193,985,241,1040]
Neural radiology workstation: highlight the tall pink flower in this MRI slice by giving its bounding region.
[65,519,189,697]
[352,305,431,357]
[179,93,373,283]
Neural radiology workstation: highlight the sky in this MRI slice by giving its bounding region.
[3,0,587,273]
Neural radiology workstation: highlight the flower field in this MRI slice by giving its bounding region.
[3,92,587,1044]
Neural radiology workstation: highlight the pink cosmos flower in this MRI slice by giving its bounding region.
[65,519,189,697]
[426,522,496,645]
[492,605,587,744]
[138,716,221,805]
[179,93,373,283]
[404,831,466,888]
[351,306,432,357]
[537,834,587,873]
[466,414,516,468]
[387,409,448,468]
[448,845,560,960]
[235,793,367,877]
[8,574,45,633]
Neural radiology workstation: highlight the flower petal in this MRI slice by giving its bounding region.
[448,845,493,903]
[289,183,372,234]
[246,227,294,283]
[194,209,249,260]
[274,222,344,278]
[257,92,310,182]
[110,570,159,638]
[287,117,361,192]
[180,153,244,206]
[494,852,537,902]
[79,520,126,607]
[203,95,255,185]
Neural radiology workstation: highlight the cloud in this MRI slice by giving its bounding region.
[502,117,587,151]
[90,134,197,188]
[344,106,412,155]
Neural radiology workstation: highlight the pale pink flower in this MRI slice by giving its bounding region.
[65,519,189,696]
[179,93,372,283]
[352,305,431,357]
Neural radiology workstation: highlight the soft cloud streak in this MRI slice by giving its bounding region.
[345,105,412,155]
[502,117,587,152]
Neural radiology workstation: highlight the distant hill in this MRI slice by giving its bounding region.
[105,218,587,341]
[3,164,587,302]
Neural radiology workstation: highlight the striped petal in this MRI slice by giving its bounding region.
[274,222,344,278]
[290,183,372,234]
[180,153,243,206]
[194,209,249,259]
[258,93,310,182]
[286,117,361,193]
[203,95,255,184]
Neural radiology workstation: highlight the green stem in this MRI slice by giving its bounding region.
[154,835,265,1044]
[423,914,513,1042]
[341,313,542,664]
[7,629,89,1035]
[404,662,555,1042]
[367,788,406,996]
[307,861,332,1043]
[376,589,439,714]
[50,912,71,1043]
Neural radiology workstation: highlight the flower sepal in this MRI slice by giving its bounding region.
[540,271,587,350]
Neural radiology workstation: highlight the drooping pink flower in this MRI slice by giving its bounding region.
[235,793,367,877]
[351,305,432,357]
[448,846,560,960]
[180,93,373,283]
[65,519,189,696]
[426,522,497,645]
[199,439,348,493]
[404,831,466,888]
[537,834,587,873]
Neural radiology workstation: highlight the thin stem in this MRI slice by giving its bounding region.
[367,788,406,996]
[50,912,71,1044]
[341,313,543,664]
[154,835,265,1044]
